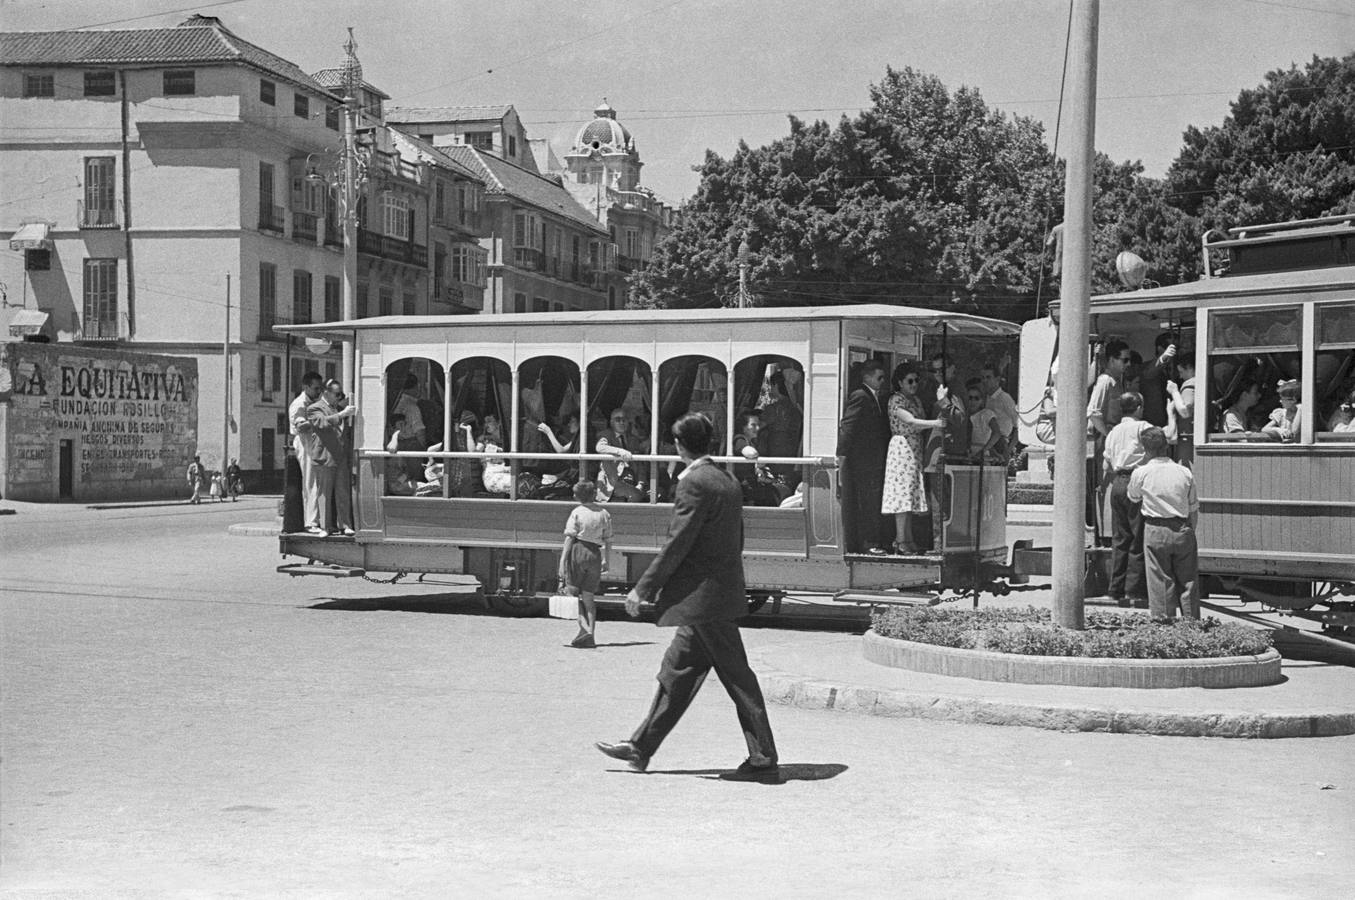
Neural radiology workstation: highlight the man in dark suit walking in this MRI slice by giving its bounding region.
[836,359,891,555]
[596,412,780,782]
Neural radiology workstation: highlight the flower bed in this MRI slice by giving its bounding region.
[871,605,1272,660]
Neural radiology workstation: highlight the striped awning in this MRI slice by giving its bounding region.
[8,222,51,251]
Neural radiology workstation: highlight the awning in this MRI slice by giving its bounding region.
[7,309,50,337]
[9,222,51,251]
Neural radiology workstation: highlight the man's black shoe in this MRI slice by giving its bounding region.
[722,759,781,783]
[595,740,649,772]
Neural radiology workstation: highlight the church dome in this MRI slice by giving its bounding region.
[575,99,633,153]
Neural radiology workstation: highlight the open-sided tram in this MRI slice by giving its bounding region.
[277,304,1019,612]
[1020,215,1355,636]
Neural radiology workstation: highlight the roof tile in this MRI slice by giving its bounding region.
[441,146,605,234]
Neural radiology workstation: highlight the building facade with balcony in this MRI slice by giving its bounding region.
[0,15,354,491]
[440,145,611,314]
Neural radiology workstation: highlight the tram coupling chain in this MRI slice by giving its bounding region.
[362,571,407,585]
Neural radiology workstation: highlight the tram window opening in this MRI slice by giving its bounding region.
[1316,303,1355,441]
[518,355,582,498]
[657,356,727,501]
[1205,307,1302,443]
[383,358,447,496]
[587,356,654,503]
[733,355,805,498]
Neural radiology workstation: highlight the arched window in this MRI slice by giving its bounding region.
[587,356,652,503]
[518,356,582,496]
[383,357,445,496]
[733,355,805,490]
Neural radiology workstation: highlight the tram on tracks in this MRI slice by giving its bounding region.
[276,304,1020,613]
[1019,214,1355,637]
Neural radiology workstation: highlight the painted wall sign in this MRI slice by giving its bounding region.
[1,343,198,499]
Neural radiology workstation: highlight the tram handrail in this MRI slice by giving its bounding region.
[357,449,838,467]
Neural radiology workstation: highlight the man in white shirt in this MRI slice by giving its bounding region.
[1128,426,1200,621]
[979,363,1018,461]
[1103,391,1151,607]
[288,371,325,532]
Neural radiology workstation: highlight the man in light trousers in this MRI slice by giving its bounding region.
[289,371,325,532]
[1127,426,1200,621]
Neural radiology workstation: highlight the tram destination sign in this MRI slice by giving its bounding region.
[0,343,198,501]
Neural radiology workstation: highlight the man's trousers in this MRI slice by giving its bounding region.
[631,620,778,765]
[1144,518,1199,620]
[1108,471,1145,601]
[293,435,320,529]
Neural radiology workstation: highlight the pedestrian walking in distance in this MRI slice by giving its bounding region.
[186,455,206,504]
[596,411,780,782]
[1127,426,1200,622]
[558,480,613,649]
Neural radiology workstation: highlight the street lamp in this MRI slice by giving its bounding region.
[305,28,367,391]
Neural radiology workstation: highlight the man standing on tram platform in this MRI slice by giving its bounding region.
[289,371,325,533]
[596,411,780,782]
[836,359,891,555]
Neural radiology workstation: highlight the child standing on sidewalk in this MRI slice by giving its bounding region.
[558,480,613,649]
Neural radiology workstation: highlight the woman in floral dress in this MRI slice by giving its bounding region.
[881,361,945,554]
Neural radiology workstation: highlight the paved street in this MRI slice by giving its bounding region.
[2,500,1352,897]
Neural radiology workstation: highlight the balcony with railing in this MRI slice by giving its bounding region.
[512,247,541,271]
[357,228,428,267]
[78,312,128,341]
[258,204,285,233]
[292,211,318,243]
[77,200,121,229]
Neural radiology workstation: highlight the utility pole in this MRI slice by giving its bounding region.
[737,238,751,308]
[1051,0,1099,630]
[341,28,361,392]
[222,272,231,472]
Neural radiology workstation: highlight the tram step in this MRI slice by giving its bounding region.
[277,563,366,578]
[832,590,937,607]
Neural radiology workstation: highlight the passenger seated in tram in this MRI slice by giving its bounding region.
[463,413,513,496]
[415,443,445,497]
[757,370,805,491]
[732,410,787,507]
[1261,379,1303,442]
[1329,388,1355,433]
[595,408,647,502]
[1221,382,1264,436]
[384,414,416,496]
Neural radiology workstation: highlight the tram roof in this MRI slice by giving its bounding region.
[1077,264,1355,313]
[275,303,1022,340]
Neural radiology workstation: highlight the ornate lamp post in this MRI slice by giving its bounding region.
[307,29,368,390]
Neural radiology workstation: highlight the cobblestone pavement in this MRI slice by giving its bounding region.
[2,502,1352,897]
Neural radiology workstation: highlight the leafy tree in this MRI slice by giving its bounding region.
[631,67,1199,316]
[1165,51,1355,227]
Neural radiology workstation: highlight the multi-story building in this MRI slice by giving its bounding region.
[386,105,613,313]
[386,105,538,172]
[0,16,492,492]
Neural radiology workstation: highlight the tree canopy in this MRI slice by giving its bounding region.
[1166,52,1355,227]
[632,52,1355,317]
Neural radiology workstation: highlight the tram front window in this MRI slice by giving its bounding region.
[1206,307,1302,442]
[1317,303,1355,441]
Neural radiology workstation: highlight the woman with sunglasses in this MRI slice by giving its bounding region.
[880,361,946,554]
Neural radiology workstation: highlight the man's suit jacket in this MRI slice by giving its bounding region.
[836,386,890,470]
[305,399,344,468]
[634,458,746,626]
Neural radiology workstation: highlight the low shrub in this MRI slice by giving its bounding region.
[871,605,1273,659]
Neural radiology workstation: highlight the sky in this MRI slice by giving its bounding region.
[2,0,1352,203]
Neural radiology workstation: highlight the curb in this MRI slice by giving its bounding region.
[751,650,1355,739]
[228,522,281,537]
[862,631,1284,689]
